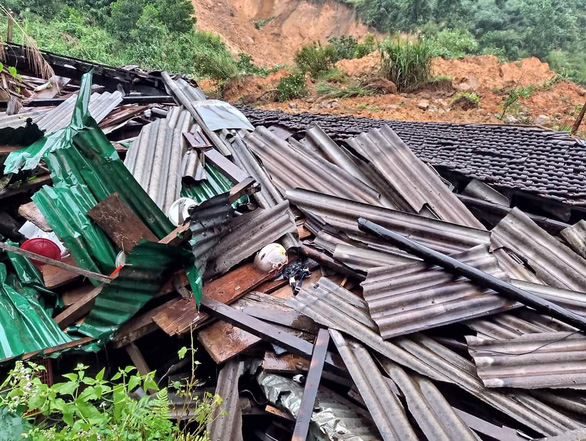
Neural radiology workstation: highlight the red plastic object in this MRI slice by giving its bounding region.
[20,238,61,268]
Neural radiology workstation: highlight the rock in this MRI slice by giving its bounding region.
[330,101,340,109]
[427,105,439,113]
[504,115,519,124]
[418,100,430,110]
[456,75,481,92]
[386,104,400,111]
[534,115,551,126]
[365,77,398,95]
[288,102,297,109]
[578,88,586,97]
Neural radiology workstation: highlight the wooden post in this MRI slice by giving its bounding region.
[7,10,13,44]
[571,102,586,136]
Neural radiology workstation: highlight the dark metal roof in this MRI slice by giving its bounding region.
[239,108,586,207]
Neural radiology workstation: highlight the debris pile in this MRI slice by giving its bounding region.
[2,45,586,440]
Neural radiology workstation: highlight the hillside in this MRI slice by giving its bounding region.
[191,0,376,65]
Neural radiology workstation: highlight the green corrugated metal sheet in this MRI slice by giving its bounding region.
[182,163,248,207]
[78,241,191,339]
[0,263,73,361]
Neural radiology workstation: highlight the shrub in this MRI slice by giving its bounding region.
[236,53,283,77]
[355,33,378,58]
[328,35,359,60]
[429,28,479,59]
[0,360,222,440]
[451,92,480,109]
[294,42,338,78]
[277,71,308,101]
[254,16,274,30]
[547,50,586,86]
[316,81,373,98]
[380,36,434,91]
[189,31,239,81]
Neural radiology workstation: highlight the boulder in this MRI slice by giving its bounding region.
[365,77,398,95]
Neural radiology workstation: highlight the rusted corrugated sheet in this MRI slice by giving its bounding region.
[288,278,584,436]
[287,188,490,255]
[492,208,586,291]
[203,200,298,278]
[333,244,416,272]
[467,309,575,340]
[207,359,245,441]
[124,107,193,213]
[377,357,480,441]
[466,332,586,389]
[329,330,419,441]
[362,245,516,339]
[347,125,484,229]
[245,126,384,206]
[229,133,298,250]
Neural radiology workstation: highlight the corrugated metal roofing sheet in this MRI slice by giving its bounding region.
[0,263,72,360]
[288,278,584,436]
[492,208,586,291]
[124,107,193,213]
[333,244,416,272]
[362,245,516,339]
[287,188,490,255]
[245,126,384,206]
[329,330,418,441]
[377,357,480,441]
[561,220,586,259]
[347,125,484,229]
[191,100,253,131]
[202,200,298,278]
[466,332,586,389]
[207,359,245,441]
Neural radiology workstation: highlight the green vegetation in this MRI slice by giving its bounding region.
[335,0,586,84]
[0,358,221,440]
[277,71,308,101]
[451,92,480,108]
[236,53,284,77]
[0,1,238,81]
[254,16,274,30]
[328,34,377,60]
[379,36,433,91]
[316,81,373,98]
[294,42,338,78]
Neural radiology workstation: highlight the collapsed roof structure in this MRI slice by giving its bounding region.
[2,43,586,440]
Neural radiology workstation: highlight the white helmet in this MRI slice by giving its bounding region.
[254,243,288,272]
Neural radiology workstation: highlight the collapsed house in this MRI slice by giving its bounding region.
[2,44,586,440]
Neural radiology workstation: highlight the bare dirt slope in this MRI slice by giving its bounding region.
[192,0,374,65]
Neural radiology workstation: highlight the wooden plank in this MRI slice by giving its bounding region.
[198,320,261,364]
[112,299,182,348]
[54,285,103,329]
[0,241,112,284]
[204,149,249,183]
[88,193,157,253]
[61,283,96,307]
[20,337,95,361]
[292,329,330,441]
[0,175,51,200]
[125,343,151,376]
[152,262,273,336]
[265,405,295,422]
[18,201,51,232]
[42,255,81,289]
[200,296,345,377]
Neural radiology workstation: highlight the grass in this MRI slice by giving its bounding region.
[379,36,434,92]
[294,42,338,79]
[254,16,274,30]
[451,92,480,108]
[316,81,373,98]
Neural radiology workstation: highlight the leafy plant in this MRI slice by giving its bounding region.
[236,53,284,77]
[294,42,338,78]
[379,36,434,91]
[254,16,274,30]
[429,28,478,59]
[277,71,308,101]
[0,359,221,440]
[451,92,480,109]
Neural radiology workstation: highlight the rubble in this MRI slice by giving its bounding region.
[2,45,586,440]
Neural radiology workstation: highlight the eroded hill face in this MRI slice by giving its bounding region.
[191,0,374,65]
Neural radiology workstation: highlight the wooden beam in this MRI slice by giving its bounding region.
[200,296,344,377]
[42,255,81,289]
[204,149,249,183]
[54,286,103,329]
[0,241,112,284]
[292,329,330,441]
[125,343,151,376]
[153,261,274,336]
[88,193,157,253]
